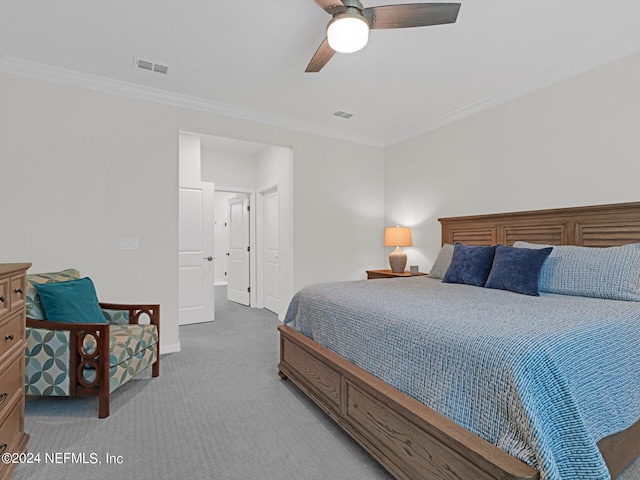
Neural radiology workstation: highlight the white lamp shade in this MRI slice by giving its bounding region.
[327,14,369,53]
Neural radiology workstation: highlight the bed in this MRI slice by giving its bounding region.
[277,201,640,480]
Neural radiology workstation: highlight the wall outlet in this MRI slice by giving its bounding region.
[119,237,139,250]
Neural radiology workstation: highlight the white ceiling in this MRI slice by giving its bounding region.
[2,1,640,147]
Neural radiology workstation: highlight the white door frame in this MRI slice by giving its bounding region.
[256,182,279,310]
[215,186,257,307]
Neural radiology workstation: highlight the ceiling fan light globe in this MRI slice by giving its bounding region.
[327,14,370,53]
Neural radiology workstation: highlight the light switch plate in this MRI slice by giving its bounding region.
[119,237,139,250]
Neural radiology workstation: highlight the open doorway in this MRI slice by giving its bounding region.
[178,131,293,335]
[197,134,293,319]
[214,188,253,308]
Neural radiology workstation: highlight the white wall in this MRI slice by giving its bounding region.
[384,51,640,272]
[201,148,257,188]
[0,71,385,353]
[293,136,385,285]
[178,133,201,183]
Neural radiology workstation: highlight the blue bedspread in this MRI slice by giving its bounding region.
[284,277,640,480]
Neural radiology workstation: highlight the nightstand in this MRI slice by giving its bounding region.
[366,269,427,280]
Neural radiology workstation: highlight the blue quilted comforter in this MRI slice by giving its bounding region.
[284,277,640,480]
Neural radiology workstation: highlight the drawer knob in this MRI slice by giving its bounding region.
[14,287,22,294]
[0,393,7,405]
[4,334,14,341]
[0,296,4,303]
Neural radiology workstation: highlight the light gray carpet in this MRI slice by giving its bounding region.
[13,288,391,480]
[13,287,640,480]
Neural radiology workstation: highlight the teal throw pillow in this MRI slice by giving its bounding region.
[34,277,107,324]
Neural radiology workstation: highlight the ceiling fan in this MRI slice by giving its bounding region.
[306,0,461,72]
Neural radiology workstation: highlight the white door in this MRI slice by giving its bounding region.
[263,188,280,314]
[178,181,215,325]
[227,195,250,306]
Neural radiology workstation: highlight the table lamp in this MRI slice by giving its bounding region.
[384,226,412,273]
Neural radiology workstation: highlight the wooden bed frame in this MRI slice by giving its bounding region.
[278,201,640,480]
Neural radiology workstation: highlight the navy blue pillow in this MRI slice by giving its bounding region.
[442,243,497,287]
[485,245,553,296]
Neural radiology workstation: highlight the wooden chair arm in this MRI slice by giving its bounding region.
[98,303,160,329]
[26,318,110,335]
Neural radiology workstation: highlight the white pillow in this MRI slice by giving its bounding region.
[429,244,454,280]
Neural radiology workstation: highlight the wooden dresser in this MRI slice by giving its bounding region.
[0,264,30,480]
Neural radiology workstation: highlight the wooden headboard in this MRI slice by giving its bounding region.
[439,201,640,247]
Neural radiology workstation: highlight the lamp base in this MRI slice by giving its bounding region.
[389,247,407,273]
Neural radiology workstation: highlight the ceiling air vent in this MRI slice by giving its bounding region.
[153,63,169,74]
[136,59,153,71]
[134,57,169,75]
[332,111,354,119]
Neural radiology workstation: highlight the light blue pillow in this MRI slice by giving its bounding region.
[33,277,107,324]
[513,241,640,301]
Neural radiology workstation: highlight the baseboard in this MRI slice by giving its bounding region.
[160,342,181,355]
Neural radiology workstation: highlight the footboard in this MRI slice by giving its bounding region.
[278,324,538,480]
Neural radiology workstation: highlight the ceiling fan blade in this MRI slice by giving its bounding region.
[363,3,460,29]
[313,0,347,15]
[305,38,336,72]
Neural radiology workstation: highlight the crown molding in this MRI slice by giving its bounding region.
[0,54,384,148]
[3,30,640,150]
[383,31,640,147]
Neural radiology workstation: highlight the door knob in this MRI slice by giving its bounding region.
[203,256,213,261]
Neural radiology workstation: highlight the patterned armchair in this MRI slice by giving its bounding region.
[24,269,159,418]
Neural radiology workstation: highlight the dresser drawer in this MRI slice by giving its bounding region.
[0,313,23,361]
[0,278,8,319]
[0,355,22,423]
[9,275,26,312]
[0,400,22,457]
